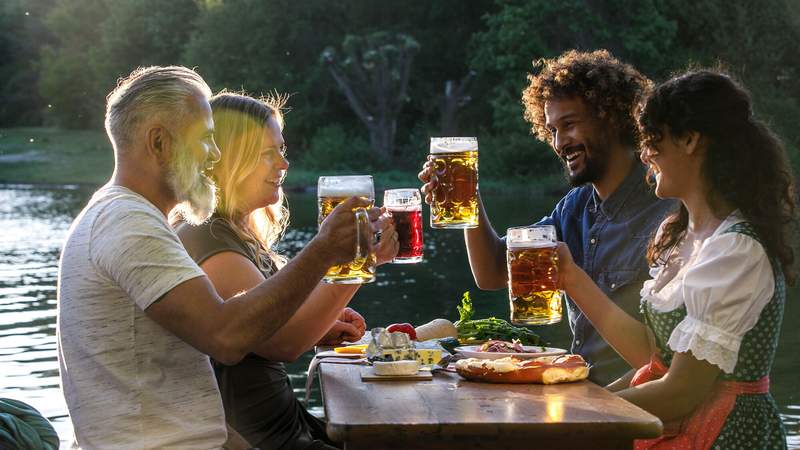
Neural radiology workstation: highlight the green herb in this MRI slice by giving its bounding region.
[455,291,473,325]
[453,291,546,346]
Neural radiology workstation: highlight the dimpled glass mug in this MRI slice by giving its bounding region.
[318,175,376,284]
[506,225,562,325]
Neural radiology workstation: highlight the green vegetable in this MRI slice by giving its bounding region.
[455,291,473,325]
[453,291,546,346]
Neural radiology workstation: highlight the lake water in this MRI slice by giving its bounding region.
[1,184,798,448]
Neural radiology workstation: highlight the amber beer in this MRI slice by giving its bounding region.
[429,137,478,229]
[506,225,562,325]
[318,175,376,284]
[384,189,423,263]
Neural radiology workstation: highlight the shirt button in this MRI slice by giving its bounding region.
[590,238,596,244]
[575,340,581,346]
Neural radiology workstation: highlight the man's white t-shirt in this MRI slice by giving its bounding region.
[57,185,226,450]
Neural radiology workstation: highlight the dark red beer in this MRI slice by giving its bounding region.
[390,207,423,263]
[383,189,424,264]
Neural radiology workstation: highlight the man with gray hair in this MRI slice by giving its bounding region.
[57,66,376,449]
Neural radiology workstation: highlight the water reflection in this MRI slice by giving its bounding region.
[0,185,798,448]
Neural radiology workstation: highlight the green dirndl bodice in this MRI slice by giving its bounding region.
[641,222,787,449]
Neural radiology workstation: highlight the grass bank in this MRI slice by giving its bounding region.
[0,127,567,195]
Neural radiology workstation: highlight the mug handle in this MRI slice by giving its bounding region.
[353,207,370,263]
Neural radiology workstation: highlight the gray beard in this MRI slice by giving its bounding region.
[167,147,217,225]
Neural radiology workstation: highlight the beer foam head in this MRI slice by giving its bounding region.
[318,175,374,198]
[507,239,557,249]
[384,188,421,208]
[430,137,478,154]
[506,225,557,248]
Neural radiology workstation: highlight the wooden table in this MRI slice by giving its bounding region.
[319,364,662,449]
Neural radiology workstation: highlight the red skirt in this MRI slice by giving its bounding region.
[631,355,769,450]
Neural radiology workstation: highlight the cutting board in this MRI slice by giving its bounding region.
[360,366,433,382]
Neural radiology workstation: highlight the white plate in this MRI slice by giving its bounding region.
[453,345,567,359]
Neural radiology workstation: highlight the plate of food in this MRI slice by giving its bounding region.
[454,339,566,359]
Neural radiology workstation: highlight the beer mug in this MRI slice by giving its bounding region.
[383,189,423,264]
[506,225,562,325]
[318,175,376,284]
[429,137,479,229]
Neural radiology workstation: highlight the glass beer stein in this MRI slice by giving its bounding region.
[429,137,479,229]
[383,189,423,263]
[318,175,376,284]
[506,225,562,325]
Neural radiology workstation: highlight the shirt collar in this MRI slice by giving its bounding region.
[591,162,648,220]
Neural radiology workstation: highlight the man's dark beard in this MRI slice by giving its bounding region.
[565,154,608,186]
[563,139,611,187]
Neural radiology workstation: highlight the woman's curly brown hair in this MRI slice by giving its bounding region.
[640,70,797,284]
[522,49,653,149]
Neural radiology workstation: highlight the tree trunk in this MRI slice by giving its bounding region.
[440,71,476,136]
[367,116,394,163]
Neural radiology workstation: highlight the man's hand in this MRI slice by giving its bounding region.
[317,307,367,346]
[418,156,438,205]
[374,208,399,266]
[315,196,381,266]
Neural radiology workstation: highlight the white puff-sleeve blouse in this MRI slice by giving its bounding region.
[639,213,775,374]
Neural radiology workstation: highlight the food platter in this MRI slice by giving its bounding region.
[453,345,567,359]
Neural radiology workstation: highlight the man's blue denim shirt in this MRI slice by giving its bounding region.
[536,163,676,386]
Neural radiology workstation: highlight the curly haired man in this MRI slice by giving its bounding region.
[420,50,675,386]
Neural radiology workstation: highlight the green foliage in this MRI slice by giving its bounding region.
[658,0,800,162]
[5,0,799,177]
[0,0,56,126]
[38,0,198,128]
[479,132,561,179]
[297,124,376,171]
[38,0,108,128]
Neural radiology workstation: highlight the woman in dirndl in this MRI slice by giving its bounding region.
[556,70,794,449]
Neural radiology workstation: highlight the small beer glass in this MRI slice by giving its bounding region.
[429,137,479,229]
[506,225,562,325]
[318,175,376,284]
[383,189,423,263]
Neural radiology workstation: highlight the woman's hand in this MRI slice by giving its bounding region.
[317,307,367,346]
[555,241,578,292]
[374,208,399,266]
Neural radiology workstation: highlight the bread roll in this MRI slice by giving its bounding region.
[454,355,589,384]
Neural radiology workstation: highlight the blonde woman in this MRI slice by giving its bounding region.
[175,92,398,450]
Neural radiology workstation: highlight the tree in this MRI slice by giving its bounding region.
[660,0,800,162]
[39,0,109,128]
[0,0,56,126]
[439,70,476,136]
[321,32,419,163]
[39,0,198,128]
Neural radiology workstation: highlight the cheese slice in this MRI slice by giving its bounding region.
[334,344,368,354]
[373,360,420,376]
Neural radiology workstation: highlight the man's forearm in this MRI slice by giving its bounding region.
[464,193,507,289]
